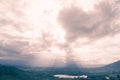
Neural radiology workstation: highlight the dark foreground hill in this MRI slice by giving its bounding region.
[0,64,33,80]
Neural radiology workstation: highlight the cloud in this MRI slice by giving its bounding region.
[0,0,120,67]
[0,38,33,66]
[0,0,35,66]
[58,0,120,42]
[0,0,66,67]
[57,0,120,67]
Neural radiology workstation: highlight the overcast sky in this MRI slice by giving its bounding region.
[0,0,120,67]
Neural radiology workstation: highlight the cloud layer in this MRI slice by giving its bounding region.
[0,0,120,67]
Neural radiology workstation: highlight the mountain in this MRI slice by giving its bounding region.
[101,60,120,72]
[86,60,120,73]
[36,60,120,74]
[0,61,120,80]
[103,60,120,68]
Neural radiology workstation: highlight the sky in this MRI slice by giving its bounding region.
[0,0,120,68]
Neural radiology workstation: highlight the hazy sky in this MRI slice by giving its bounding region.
[0,0,120,67]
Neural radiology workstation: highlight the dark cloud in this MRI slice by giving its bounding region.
[0,55,33,66]
[0,38,32,66]
[58,0,120,42]
[0,40,28,55]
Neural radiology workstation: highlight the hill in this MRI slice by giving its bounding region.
[0,64,33,80]
[85,60,120,73]
[0,60,120,80]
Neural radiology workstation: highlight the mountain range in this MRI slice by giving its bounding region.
[0,60,120,80]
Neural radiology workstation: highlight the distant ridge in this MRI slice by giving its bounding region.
[103,60,120,68]
[101,60,120,71]
[86,60,120,73]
